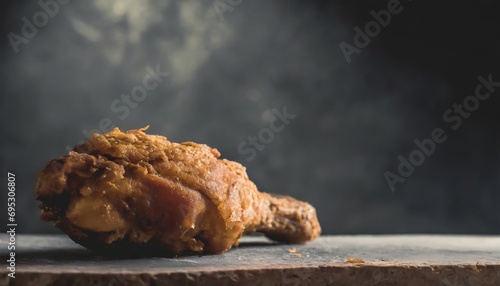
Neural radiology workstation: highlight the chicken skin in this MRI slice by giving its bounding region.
[36,127,321,254]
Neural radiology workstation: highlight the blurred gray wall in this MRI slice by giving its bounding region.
[1,0,499,234]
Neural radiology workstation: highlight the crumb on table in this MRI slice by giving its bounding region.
[345,257,365,263]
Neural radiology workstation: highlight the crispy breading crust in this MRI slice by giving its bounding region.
[36,127,321,254]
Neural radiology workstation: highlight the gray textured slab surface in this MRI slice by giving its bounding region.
[1,234,500,285]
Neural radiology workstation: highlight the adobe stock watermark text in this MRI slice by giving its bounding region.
[238,106,296,162]
[6,172,17,279]
[7,0,71,54]
[339,0,411,64]
[64,64,169,153]
[384,73,499,192]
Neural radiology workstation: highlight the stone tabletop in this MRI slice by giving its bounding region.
[1,234,499,285]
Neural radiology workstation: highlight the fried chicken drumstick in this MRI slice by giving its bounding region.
[36,127,321,254]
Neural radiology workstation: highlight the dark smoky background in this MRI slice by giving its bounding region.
[1,1,499,234]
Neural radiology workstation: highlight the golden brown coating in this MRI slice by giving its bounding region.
[36,127,321,254]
